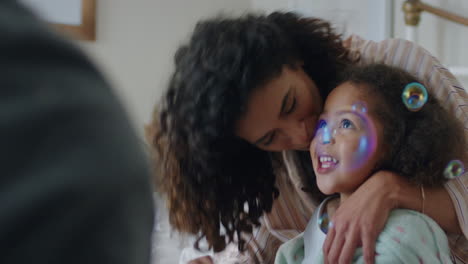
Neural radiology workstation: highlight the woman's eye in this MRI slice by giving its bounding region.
[264,132,276,146]
[285,98,297,114]
[340,119,354,129]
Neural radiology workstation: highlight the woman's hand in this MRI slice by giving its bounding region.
[187,256,214,264]
[322,171,401,264]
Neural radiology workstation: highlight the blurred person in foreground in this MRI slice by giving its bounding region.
[0,1,154,263]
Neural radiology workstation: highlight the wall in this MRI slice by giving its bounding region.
[78,0,468,137]
[253,0,468,87]
[25,0,467,136]
[78,0,251,136]
[251,0,393,41]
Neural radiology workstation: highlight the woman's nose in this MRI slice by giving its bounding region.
[290,120,309,144]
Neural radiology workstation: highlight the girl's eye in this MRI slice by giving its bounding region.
[340,119,354,129]
[317,120,327,129]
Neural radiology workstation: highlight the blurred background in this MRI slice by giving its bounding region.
[20,0,468,263]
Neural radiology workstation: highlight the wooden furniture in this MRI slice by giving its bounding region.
[50,0,96,41]
[402,0,468,77]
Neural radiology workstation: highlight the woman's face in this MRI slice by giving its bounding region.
[309,82,386,196]
[235,64,323,151]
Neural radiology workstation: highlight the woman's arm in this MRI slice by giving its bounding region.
[322,171,395,264]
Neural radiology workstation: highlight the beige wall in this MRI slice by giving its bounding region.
[252,0,393,41]
[78,0,251,136]
[73,0,467,137]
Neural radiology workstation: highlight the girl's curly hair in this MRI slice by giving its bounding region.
[337,64,466,186]
[149,12,352,252]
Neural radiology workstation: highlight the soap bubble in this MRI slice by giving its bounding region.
[444,160,465,179]
[402,82,428,111]
[319,213,330,234]
[349,102,377,171]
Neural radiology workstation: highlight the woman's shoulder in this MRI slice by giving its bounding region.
[347,34,432,67]
[348,34,422,52]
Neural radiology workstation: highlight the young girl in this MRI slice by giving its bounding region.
[275,64,466,263]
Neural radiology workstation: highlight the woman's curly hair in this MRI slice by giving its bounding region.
[336,64,466,186]
[149,12,352,252]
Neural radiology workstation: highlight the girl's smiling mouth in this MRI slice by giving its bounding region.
[317,154,339,174]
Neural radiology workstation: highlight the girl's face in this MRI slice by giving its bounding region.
[310,82,386,196]
[236,64,323,151]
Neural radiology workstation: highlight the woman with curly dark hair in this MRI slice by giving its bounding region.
[275,64,465,263]
[148,11,468,264]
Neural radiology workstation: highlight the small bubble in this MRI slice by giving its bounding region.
[353,135,369,163]
[444,160,465,179]
[347,103,377,171]
[318,213,330,234]
[402,82,428,112]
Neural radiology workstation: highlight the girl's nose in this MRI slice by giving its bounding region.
[320,126,335,145]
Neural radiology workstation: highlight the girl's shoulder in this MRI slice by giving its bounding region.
[383,209,446,239]
[341,209,454,263]
[375,209,452,262]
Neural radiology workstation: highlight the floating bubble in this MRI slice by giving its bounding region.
[402,82,428,112]
[353,135,369,163]
[319,213,330,234]
[444,160,465,179]
[349,102,377,171]
[351,101,368,114]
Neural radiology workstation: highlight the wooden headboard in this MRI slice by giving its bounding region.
[402,0,468,77]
